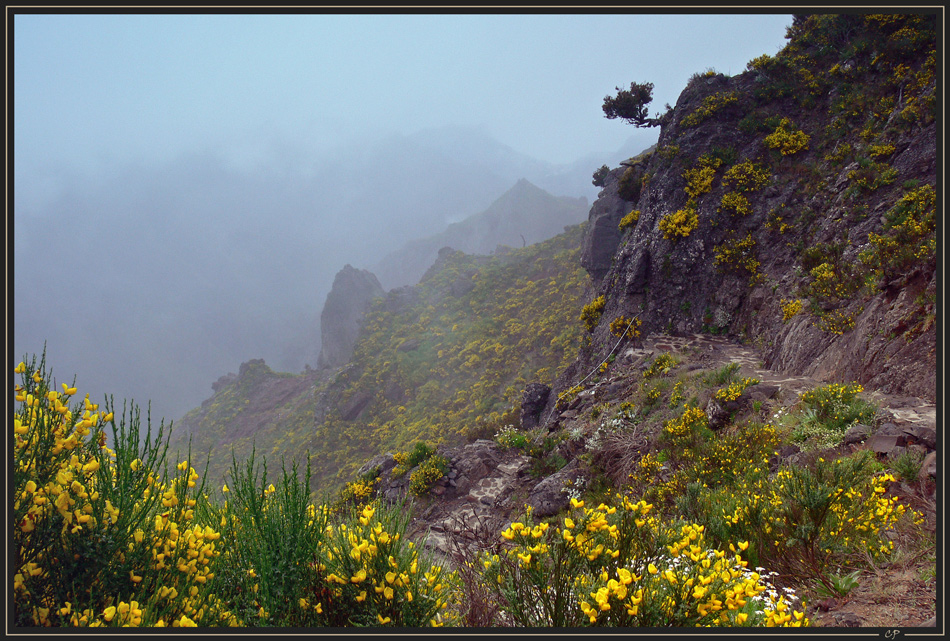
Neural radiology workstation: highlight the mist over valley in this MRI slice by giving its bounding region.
[13,126,648,422]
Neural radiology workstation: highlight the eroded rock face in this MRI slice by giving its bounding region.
[317,265,385,369]
[580,167,629,281]
[574,66,936,404]
[520,383,551,430]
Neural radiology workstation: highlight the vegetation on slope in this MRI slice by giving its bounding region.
[15,358,828,628]
[584,12,936,400]
[14,355,928,628]
[168,361,326,501]
[311,223,590,490]
[14,12,936,630]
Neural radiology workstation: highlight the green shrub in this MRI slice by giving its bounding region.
[764,118,810,155]
[478,499,809,627]
[13,355,233,628]
[580,295,606,333]
[618,209,640,232]
[680,91,740,127]
[859,184,936,279]
[408,454,450,496]
[643,354,676,379]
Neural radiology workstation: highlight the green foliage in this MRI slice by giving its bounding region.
[795,382,876,436]
[643,354,676,380]
[717,191,752,217]
[592,164,610,187]
[618,209,640,232]
[764,118,810,155]
[661,405,709,448]
[602,81,656,127]
[408,454,450,497]
[617,165,647,202]
[721,160,771,192]
[616,359,920,601]
[217,451,324,626]
[765,452,906,589]
[306,226,588,493]
[392,441,437,478]
[714,377,759,403]
[680,91,740,127]
[580,295,606,333]
[798,241,866,311]
[12,355,234,628]
[704,362,741,387]
[659,155,722,241]
[13,358,462,628]
[479,500,808,627]
[714,234,760,281]
[812,569,862,599]
[859,184,936,279]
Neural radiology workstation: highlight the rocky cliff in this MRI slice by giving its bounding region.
[316,265,386,369]
[567,13,936,422]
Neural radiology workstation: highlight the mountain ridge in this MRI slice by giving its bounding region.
[372,177,589,289]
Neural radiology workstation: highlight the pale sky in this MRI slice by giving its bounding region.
[14,11,793,175]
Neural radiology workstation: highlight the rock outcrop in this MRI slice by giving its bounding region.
[317,265,385,369]
[567,56,936,409]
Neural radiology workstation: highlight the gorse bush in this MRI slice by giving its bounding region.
[680,91,740,128]
[479,498,808,627]
[659,155,722,240]
[618,209,641,232]
[764,118,810,155]
[13,355,232,627]
[16,347,927,629]
[408,454,450,497]
[860,184,936,279]
[12,357,459,628]
[580,295,606,333]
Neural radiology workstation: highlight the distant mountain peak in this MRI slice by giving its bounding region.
[373,179,589,290]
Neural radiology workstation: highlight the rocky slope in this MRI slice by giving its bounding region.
[345,14,938,628]
[571,13,936,414]
[170,14,937,629]
[365,331,937,628]
[172,224,591,494]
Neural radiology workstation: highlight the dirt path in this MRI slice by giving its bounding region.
[406,332,938,629]
[638,333,937,429]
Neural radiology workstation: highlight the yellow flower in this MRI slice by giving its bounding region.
[377,614,391,624]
